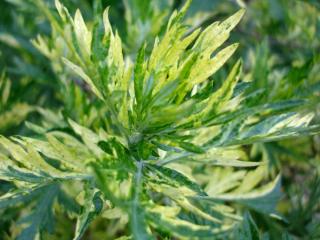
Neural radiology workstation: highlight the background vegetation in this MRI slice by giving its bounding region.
[0,0,319,239]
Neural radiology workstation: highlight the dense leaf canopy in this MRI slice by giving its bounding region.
[0,0,319,239]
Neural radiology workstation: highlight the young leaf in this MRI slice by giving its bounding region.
[74,9,92,58]
[197,175,282,215]
[74,188,104,240]
[62,58,103,100]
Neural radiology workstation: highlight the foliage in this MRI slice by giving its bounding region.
[0,0,319,239]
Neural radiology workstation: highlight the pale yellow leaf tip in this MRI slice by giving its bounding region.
[103,7,112,33]
[238,8,246,17]
[235,8,246,23]
[181,0,192,13]
[226,8,246,29]
[55,0,65,21]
